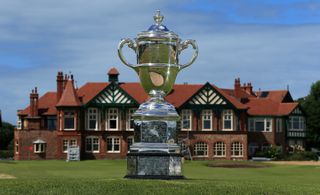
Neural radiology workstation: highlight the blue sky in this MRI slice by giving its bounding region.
[1,0,320,124]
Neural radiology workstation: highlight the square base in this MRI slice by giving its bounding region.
[125,152,184,179]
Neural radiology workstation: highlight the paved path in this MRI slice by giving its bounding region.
[266,161,320,166]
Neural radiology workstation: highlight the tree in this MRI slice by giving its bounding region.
[0,121,14,150]
[301,81,320,148]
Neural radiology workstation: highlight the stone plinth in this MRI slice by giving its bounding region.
[125,152,184,179]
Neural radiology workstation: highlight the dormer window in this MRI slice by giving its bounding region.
[64,111,75,130]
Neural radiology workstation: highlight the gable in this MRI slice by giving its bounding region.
[188,85,227,105]
[291,107,302,115]
[89,84,137,105]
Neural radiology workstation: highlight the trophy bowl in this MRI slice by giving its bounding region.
[118,11,198,120]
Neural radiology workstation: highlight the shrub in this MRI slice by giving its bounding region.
[0,150,14,159]
[285,151,318,161]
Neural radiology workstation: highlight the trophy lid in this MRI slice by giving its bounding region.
[137,10,179,39]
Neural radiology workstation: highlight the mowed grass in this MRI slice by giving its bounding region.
[0,160,320,195]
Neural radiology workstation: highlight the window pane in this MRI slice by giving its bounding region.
[203,120,211,129]
[255,121,264,131]
[110,120,117,129]
[64,118,74,129]
[89,120,96,129]
[224,121,231,129]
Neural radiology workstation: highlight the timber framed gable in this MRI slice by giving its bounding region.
[85,83,138,107]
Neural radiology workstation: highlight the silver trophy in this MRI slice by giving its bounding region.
[118,10,198,178]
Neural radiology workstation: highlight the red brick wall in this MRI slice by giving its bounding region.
[14,129,57,160]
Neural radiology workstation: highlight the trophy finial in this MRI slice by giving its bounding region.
[154,10,164,25]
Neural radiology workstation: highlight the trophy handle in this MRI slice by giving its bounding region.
[117,38,137,68]
[178,39,198,70]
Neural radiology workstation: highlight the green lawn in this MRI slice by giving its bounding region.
[0,160,319,195]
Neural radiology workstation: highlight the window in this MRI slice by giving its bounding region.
[248,118,272,132]
[222,110,233,130]
[194,142,208,157]
[88,108,99,130]
[47,116,57,130]
[127,136,134,151]
[288,116,305,131]
[85,136,100,153]
[107,108,118,130]
[181,109,192,131]
[64,111,75,130]
[17,118,22,130]
[62,139,77,153]
[231,142,243,157]
[127,109,136,131]
[202,110,212,130]
[213,142,226,157]
[276,118,282,133]
[107,137,120,153]
[34,143,45,153]
[15,141,19,154]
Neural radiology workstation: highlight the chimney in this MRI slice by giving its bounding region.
[29,87,39,117]
[234,78,241,98]
[247,82,253,94]
[56,71,64,102]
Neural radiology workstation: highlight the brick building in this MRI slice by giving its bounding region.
[14,68,306,160]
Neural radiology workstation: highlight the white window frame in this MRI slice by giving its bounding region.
[34,143,45,153]
[127,108,136,131]
[222,110,233,131]
[194,142,208,157]
[288,116,305,131]
[106,136,121,153]
[106,108,118,131]
[62,139,77,153]
[202,110,212,131]
[231,142,243,157]
[276,118,282,133]
[64,111,76,131]
[181,109,192,131]
[17,117,22,130]
[85,136,100,153]
[87,108,99,130]
[213,142,226,157]
[248,118,272,132]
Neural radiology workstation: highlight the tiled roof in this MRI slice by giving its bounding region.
[56,80,81,107]
[246,97,298,116]
[77,82,109,104]
[19,79,298,117]
[19,92,57,116]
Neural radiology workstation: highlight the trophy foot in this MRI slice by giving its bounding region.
[132,90,180,121]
